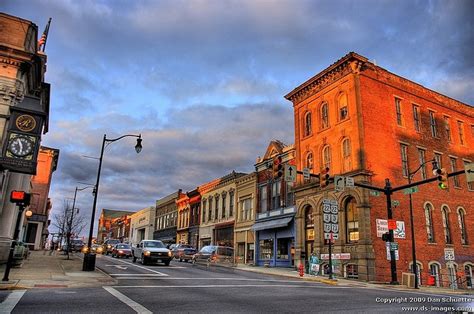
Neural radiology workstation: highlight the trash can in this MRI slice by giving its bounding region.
[82,253,96,271]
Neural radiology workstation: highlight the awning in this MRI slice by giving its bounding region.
[251,217,293,232]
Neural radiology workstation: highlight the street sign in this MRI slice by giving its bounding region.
[444,248,455,261]
[387,219,397,230]
[403,186,419,195]
[389,242,399,251]
[465,163,474,183]
[334,175,345,191]
[323,199,339,240]
[370,191,381,197]
[345,177,354,187]
[284,164,296,182]
[392,200,400,207]
[303,167,311,180]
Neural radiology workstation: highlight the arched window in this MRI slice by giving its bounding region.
[306,152,313,170]
[304,112,312,136]
[458,208,468,245]
[322,145,331,170]
[429,262,441,287]
[345,264,358,279]
[442,206,452,244]
[338,93,348,121]
[304,206,315,257]
[409,261,423,286]
[345,197,358,243]
[424,203,435,243]
[320,102,329,129]
[342,138,352,172]
[465,264,473,289]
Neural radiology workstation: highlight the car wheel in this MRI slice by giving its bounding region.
[141,255,146,265]
[132,255,137,263]
[164,260,170,266]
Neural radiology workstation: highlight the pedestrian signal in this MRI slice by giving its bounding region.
[10,190,31,206]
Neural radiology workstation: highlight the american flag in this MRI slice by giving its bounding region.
[37,18,52,52]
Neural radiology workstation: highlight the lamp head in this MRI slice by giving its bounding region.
[25,210,33,217]
[135,135,142,153]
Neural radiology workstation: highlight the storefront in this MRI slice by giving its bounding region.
[153,227,177,246]
[199,225,213,249]
[253,214,295,267]
[214,222,234,247]
[235,228,255,264]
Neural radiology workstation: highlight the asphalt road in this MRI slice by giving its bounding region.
[1,254,473,313]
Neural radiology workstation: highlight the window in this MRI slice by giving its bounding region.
[342,138,352,173]
[305,206,314,241]
[345,197,358,243]
[229,191,234,217]
[202,199,207,223]
[276,238,290,260]
[395,98,402,126]
[458,208,468,245]
[322,145,331,170]
[418,148,427,180]
[259,239,273,260]
[425,203,435,243]
[413,105,420,132]
[429,263,441,287]
[259,185,267,213]
[465,265,473,289]
[208,197,213,223]
[321,102,329,129]
[400,144,409,177]
[444,116,451,142]
[442,206,452,244]
[345,264,359,279]
[339,93,348,121]
[286,182,294,207]
[429,110,437,137]
[240,197,252,221]
[304,112,312,136]
[434,153,442,170]
[458,121,465,145]
[464,161,474,191]
[306,152,313,170]
[409,262,423,286]
[214,195,219,220]
[450,157,460,188]
[221,193,226,219]
[447,263,458,289]
[271,180,281,210]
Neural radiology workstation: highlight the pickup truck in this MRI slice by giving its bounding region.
[132,240,172,266]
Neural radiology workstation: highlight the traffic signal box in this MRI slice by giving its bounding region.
[433,168,448,189]
[10,190,31,206]
[320,167,330,187]
[273,156,283,179]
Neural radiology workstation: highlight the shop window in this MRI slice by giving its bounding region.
[259,239,273,260]
[345,197,359,243]
[345,264,358,279]
[276,238,290,260]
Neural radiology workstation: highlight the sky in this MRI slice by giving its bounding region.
[3,0,473,236]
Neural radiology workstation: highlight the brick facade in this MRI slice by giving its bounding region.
[286,52,474,285]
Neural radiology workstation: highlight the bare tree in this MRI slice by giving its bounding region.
[51,199,87,259]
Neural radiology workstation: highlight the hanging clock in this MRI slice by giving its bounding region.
[6,133,36,159]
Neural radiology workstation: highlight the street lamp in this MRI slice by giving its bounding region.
[66,185,95,259]
[407,159,437,289]
[83,134,142,271]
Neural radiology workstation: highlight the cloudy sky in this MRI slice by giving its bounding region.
[3,0,473,236]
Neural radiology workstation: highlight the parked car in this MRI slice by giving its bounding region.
[177,246,197,262]
[103,239,121,255]
[82,244,104,254]
[192,245,234,268]
[132,240,172,265]
[170,244,194,259]
[112,243,132,258]
[71,239,85,252]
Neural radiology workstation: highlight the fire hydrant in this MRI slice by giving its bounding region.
[299,263,304,277]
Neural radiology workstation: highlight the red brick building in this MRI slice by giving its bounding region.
[285,52,473,287]
[97,209,134,243]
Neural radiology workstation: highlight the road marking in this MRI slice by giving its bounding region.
[112,277,314,282]
[114,284,352,288]
[103,286,152,314]
[100,257,169,275]
[0,290,26,314]
[110,273,168,277]
[105,264,128,270]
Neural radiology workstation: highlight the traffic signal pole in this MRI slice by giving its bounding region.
[2,204,26,282]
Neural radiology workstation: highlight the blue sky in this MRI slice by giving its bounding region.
[3,0,473,235]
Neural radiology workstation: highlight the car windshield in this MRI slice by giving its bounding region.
[71,240,83,244]
[200,246,216,253]
[117,244,130,249]
[108,240,120,244]
[143,241,165,248]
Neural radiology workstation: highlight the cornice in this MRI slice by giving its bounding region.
[285,52,368,103]
[0,76,25,104]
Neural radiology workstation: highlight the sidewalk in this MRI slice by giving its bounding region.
[0,250,116,290]
[234,264,474,296]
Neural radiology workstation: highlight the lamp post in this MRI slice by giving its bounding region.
[83,134,142,271]
[66,185,94,259]
[407,159,437,289]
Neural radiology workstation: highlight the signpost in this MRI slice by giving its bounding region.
[303,167,310,180]
[322,199,338,280]
[465,163,474,183]
[334,176,345,191]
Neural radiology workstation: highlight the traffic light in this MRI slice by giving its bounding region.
[433,168,448,190]
[382,232,391,242]
[10,190,31,206]
[273,156,283,179]
[320,167,330,187]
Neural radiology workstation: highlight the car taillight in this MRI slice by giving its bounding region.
[211,253,217,261]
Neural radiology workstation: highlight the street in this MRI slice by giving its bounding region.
[1,254,473,313]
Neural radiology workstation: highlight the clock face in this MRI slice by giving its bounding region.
[7,135,34,157]
[15,114,36,132]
